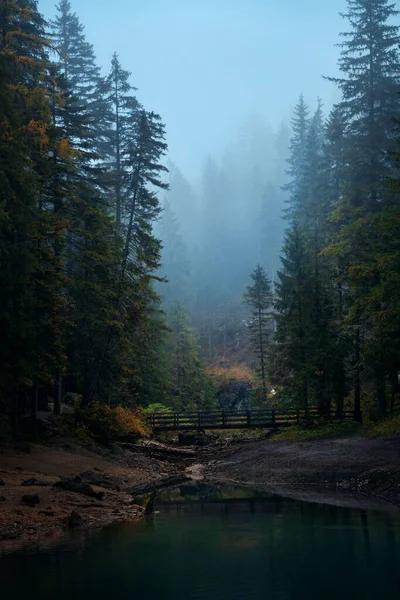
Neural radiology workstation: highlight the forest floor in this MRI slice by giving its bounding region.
[1,432,400,552]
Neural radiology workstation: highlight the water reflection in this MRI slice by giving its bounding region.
[1,485,400,600]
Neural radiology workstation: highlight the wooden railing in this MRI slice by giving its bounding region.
[148,408,355,431]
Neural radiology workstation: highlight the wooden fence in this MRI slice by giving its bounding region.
[148,408,354,432]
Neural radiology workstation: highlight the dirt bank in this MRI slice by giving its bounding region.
[203,434,400,512]
[2,433,400,552]
[0,439,189,551]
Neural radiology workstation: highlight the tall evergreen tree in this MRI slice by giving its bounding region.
[166,303,215,410]
[158,200,191,307]
[271,226,314,409]
[0,0,68,420]
[284,94,310,220]
[50,0,107,166]
[326,0,400,416]
[244,265,273,399]
[103,53,139,229]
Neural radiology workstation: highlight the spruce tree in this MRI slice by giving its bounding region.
[0,0,66,420]
[167,304,215,410]
[51,0,107,166]
[244,265,273,400]
[103,53,140,229]
[158,200,191,307]
[272,226,313,409]
[284,94,310,220]
[327,0,400,416]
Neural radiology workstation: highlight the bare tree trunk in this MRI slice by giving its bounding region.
[375,368,386,418]
[354,326,362,423]
[54,372,62,416]
[258,307,267,399]
[32,378,38,420]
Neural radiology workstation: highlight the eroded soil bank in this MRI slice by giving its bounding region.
[0,439,190,551]
[1,433,400,552]
[203,434,400,512]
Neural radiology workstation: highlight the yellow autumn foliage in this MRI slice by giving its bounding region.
[206,364,255,384]
[82,401,150,443]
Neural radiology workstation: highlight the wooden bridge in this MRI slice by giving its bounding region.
[148,408,353,432]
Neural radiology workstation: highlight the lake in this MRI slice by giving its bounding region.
[1,484,400,599]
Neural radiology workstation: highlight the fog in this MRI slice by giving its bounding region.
[39,0,345,178]
[37,0,350,364]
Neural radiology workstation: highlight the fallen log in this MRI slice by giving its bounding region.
[127,474,190,497]
[117,441,196,460]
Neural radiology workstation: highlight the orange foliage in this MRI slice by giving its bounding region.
[57,137,77,159]
[27,119,49,149]
[82,401,150,443]
[206,364,255,385]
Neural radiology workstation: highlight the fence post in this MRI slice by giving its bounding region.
[272,409,276,428]
[296,409,300,425]
[198,411,202,432]
[222,409,226,428]
[247,409,251,427]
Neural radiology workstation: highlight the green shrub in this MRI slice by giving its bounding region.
[144,403,172,414]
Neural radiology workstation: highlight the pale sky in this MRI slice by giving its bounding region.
[38,0,348,178]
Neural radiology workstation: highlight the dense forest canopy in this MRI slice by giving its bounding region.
[1,0,400,434]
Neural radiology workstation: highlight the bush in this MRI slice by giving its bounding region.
[366,414,400,437]
[80,401,150,444]
[206,365,255,385]
[144,403,172,414]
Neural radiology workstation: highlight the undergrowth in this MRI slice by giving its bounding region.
[364,414,400,438]
[271,420,359,442]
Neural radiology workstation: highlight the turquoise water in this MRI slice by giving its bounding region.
[1,485,400,599]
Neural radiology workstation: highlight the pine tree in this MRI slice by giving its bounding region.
[89,109,168,402]
[50,0,107,166]
[326,0,400,416]
[244,265,273,399]
[103,53,140,229]
[284,94,310,220]
[0,0,67,420]
[272,226,313,409]
[158,200,191,307]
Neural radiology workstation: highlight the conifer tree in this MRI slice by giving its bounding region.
[51,0,107,166]
[103,53,140,229]
[244,265,273,399]
[158,200,191,307]
[284,94,309,220]
[271,226,313,408]
[167,304,215,410]
[0,0,66,419]
[326,0,400,416]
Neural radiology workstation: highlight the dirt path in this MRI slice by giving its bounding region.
[204,434,400,512]
[0,439,187,551]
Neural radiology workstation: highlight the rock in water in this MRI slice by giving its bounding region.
[63,511,83,530]
[21,494,40,507]
[144,491,157,516]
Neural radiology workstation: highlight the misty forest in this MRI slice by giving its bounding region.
[1,0,400,433]
[3,2,400,598]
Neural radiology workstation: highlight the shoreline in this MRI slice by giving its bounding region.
[1,433,400,552]
[202,434,400,513]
